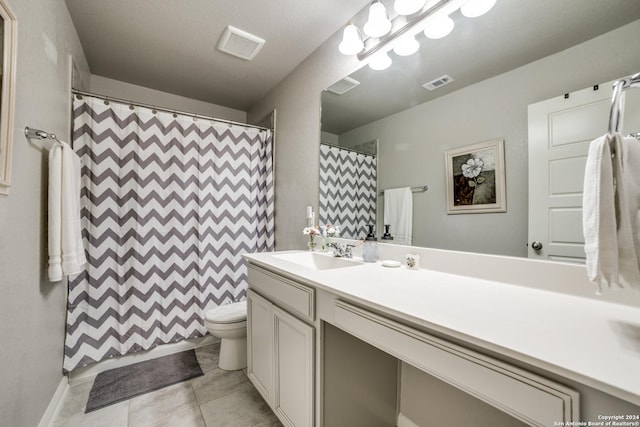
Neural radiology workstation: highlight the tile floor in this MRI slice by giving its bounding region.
[52,343,283,427]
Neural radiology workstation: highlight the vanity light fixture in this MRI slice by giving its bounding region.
[423,15,454,39]
[338,23,365,55]
[369,51,393,70]
[393,35,420,56]
[339,0,497,71]
[394,0,426,16]
[363,1,393,38]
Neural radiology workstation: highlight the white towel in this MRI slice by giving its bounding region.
[384,187,413,245]
[583,133,640,293]
[48,143,87,282]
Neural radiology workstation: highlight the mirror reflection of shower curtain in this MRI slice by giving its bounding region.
[319,144,376,239]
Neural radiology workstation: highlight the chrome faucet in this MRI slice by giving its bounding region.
[327,242,356,258]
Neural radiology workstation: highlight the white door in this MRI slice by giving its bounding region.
[528,79,640,261]
[273,305,315,427]
[247,289,274,405]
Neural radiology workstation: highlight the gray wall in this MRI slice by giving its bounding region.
[0,0,90,426]
[338,20,640,257]
[90,75,247,122]
[248,28,362,250]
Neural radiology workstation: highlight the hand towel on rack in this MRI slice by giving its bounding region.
[48,143,87,282]
[384,187,413,245]
[583,133,640,293]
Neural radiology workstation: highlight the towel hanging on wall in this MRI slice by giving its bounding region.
[583,133,640,293]
[384,187,413,245]
[48,142,87,282]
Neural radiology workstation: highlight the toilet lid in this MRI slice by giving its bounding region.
[205,301,247,324]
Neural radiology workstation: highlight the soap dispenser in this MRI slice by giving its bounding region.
[362,225,378,263]
[380,224,394,241]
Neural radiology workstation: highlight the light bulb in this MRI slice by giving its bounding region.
[369,51,392,70]
[394,0,425,15]
[424,16,454,39]
[393,36,419,56]
[460,0,497,18]
[338,24,364,55]
[363,1,392,38]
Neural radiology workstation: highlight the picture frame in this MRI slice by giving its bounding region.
[445,138,506,214]
[0,0,17,196]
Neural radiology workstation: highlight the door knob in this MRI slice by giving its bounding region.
[531,241,543,251]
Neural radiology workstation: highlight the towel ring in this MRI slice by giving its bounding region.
[609,72,640,135]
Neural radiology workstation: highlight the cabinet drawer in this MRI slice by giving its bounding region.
[248,265,315,322]
[334,300,579,427]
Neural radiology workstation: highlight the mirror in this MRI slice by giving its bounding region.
[320,0,640,257]
[0,0,16,196]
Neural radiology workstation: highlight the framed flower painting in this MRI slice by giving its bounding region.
[445,138,506,214]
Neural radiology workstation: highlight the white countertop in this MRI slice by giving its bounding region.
[243,250,640,407]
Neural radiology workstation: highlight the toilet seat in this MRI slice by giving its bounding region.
[205,301,247,324]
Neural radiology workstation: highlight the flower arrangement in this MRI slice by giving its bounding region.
[303,226,321,251]
[303,224,340,251]
[303,226,321,237]
[321,224,339,251]
[321,224,339,238]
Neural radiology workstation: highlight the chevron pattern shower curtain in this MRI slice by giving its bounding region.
[319,144,376,239]
[63,95,274,372]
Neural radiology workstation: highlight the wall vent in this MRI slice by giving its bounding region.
[327,77,361,95]
[422,75,454,91]
[217,26,265,61]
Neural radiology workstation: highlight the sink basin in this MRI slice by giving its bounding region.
[273,251,363,270]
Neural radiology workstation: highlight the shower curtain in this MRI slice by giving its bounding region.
[319,144,376,239]
[63,95,274,372]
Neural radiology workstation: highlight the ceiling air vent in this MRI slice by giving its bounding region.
[217,26,265,61]
[422,75,454,91]
[327,77,361,95]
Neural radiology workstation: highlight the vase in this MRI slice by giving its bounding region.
[308,240,317,251]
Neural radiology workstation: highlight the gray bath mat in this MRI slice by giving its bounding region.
[85,349,203,413]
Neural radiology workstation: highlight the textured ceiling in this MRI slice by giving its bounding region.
[322,0,640,134]
[64,0,371,110]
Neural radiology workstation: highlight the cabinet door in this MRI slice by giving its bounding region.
[247,290,274,405]
[273,305,315,427]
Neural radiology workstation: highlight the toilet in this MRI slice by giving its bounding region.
[204,300,247,371]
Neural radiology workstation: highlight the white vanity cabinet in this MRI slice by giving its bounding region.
[247,265,315,427]
[244,251,640,427]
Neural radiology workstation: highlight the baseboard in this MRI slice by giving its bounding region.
[68,335,218,385]
[397,413,420,427]
[37,376,69,427]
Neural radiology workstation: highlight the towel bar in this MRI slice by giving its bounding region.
[378,185,428,196]
[24,127,65,145]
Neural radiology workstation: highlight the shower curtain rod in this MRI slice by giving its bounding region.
[71,89,271,132]
[320,142,377,157]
